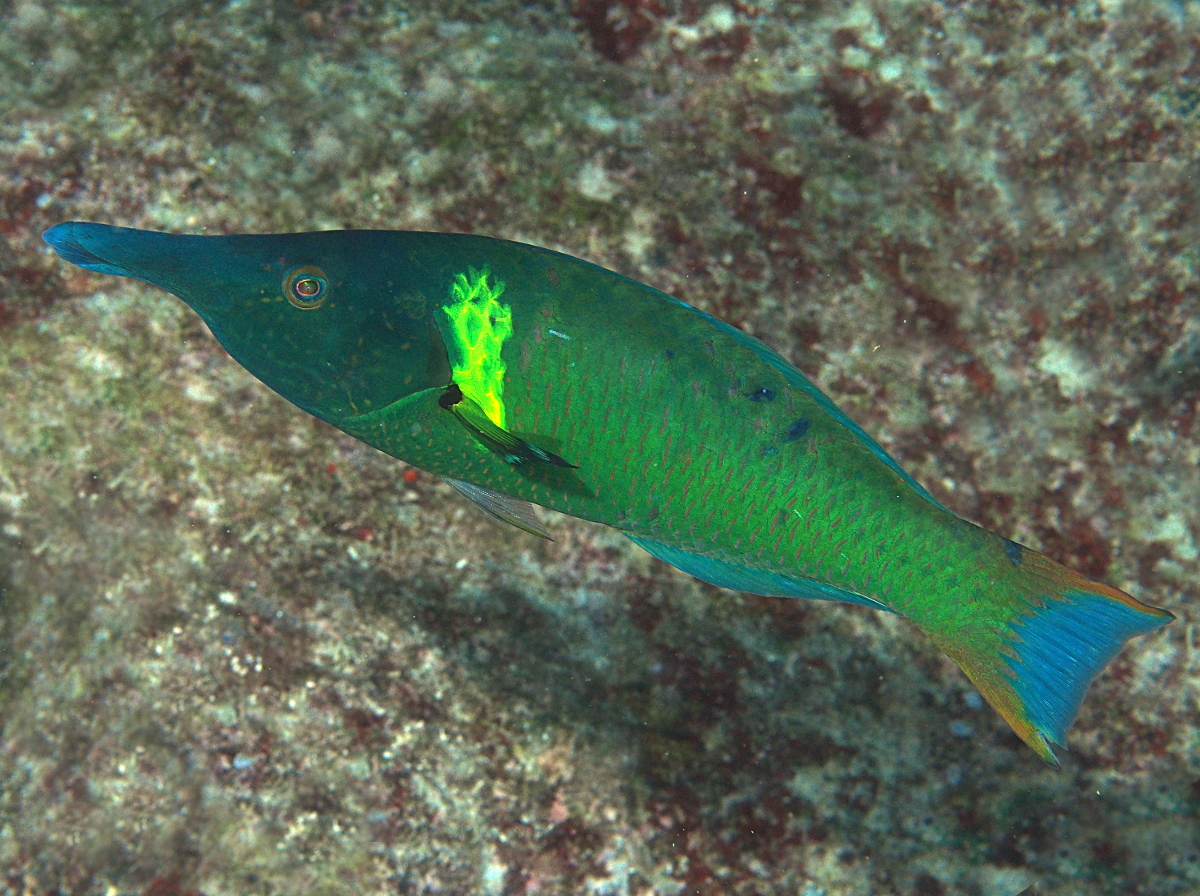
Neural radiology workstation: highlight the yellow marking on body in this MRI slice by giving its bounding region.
[442,267,512,428]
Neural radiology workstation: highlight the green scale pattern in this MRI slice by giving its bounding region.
[344,242,1023,642]
[42,222,1173,763]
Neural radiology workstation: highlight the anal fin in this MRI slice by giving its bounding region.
[626,534,891,610]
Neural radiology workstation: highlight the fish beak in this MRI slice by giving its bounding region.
[42,222,225,309]
[44,221,158,280]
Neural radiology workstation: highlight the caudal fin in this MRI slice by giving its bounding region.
[937,551,1173,765]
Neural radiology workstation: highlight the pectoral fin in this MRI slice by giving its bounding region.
[439,383,576,469]
[443,477,552,540]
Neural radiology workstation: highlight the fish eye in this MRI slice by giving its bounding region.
[284,265,328,309]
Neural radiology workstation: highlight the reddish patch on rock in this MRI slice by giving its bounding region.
[1032,510,1113,582]
[820,67,897,139]
[879,240,972,354]
[627,575,666,632]
[574,0,667,62]
[693,24,752,72]
[140,872,205,896]
[343,705,388,747]
[654,643,746,715]
[734,153,805,219]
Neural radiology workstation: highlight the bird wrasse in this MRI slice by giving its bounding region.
[43,222,1173,764]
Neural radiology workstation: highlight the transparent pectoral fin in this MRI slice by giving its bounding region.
[439,383,576,469]
[443,477,552,540]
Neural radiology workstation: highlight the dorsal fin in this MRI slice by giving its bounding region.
[678,302,945,511]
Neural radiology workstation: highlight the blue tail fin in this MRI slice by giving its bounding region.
[943,551,1172,764]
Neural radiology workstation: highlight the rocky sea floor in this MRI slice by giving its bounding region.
[1,1,1198,894]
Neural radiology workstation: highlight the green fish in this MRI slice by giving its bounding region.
[43,222,1172,764]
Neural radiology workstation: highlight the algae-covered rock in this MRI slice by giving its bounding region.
[1,2,1197,894]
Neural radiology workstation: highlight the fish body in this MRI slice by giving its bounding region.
[43,222,1172,763]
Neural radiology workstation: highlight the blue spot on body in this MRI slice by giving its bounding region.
[1004,539,1023,566]
[786,418,810,441]
[748,387,775,402]
[664,349,675,360]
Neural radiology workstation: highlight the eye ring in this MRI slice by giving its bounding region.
[284,265,328,309]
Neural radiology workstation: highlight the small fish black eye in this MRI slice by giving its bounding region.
[284,265,328,309]
[748,387,775,402]
[295,277,321,298]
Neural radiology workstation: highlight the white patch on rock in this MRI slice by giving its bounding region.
[1036,339,1096,397]
[577,158,618,202]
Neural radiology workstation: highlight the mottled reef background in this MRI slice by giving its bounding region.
[0,1,1198,894]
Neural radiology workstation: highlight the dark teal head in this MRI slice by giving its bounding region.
[43,223,452,423]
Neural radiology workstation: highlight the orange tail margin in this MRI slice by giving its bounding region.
[938,551,1172,765]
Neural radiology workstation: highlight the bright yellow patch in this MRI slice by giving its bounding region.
[442,267,512,428]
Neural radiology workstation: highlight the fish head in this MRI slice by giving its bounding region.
[43,222,451,424]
